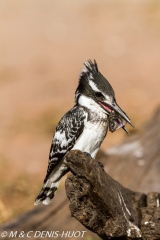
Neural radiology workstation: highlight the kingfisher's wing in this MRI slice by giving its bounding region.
[34,106,87,205]
[44,106,87,183]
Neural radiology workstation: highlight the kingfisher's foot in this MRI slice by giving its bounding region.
[84,152,91,158]
[98,161,104,169]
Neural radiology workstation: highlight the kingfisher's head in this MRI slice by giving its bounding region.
[75,59,134,130]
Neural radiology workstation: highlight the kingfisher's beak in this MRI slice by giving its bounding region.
[99,100,134,128]
[111,102,134,128]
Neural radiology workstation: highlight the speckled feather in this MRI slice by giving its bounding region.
[44,106,87,183]
[34,106,87,205]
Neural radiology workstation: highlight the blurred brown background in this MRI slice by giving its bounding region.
[0,0,160,225]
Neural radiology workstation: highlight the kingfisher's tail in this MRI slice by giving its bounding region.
[34,179,60,205]
[34,162,69,205]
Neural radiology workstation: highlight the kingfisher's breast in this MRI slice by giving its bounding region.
[72,115,108,158]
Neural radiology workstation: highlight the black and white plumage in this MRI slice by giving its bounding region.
[34,60,134,205]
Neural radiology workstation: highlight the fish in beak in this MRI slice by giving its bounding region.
[98,100,134,134]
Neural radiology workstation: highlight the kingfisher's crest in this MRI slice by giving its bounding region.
[79,59,99,81]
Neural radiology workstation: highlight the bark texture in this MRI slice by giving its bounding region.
[65,150,160,239]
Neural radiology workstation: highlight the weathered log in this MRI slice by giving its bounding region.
[66,150,142,239]
[65,150,160,240]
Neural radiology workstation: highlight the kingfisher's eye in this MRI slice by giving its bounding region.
[95,92,104,98]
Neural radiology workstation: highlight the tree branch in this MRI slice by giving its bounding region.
[65,150,160,240]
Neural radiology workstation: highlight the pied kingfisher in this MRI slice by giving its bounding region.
[34,60,134,205]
